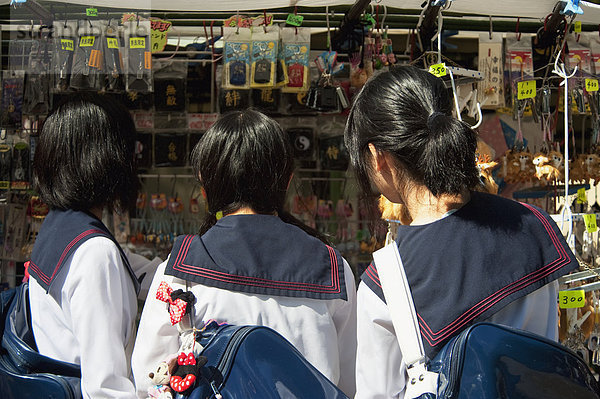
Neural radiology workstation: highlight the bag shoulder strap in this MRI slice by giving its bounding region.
[372,243,425,365]
[372,240,438,397]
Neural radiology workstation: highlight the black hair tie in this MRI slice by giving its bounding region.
[427,111,446,129]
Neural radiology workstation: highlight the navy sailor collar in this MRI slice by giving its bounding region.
[29,209,140,295]
[362,191,578,359]
[165,214,347,300]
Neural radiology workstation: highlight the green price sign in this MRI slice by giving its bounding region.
[286,14,304,27]
[86,8,98,17]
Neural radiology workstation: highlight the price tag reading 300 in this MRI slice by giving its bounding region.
[559,290,585,309]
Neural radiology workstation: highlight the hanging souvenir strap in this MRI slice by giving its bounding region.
[124,19,153,93]
[507,25,534,121]
[250,23,278,88]
[11,136,29,190]
[103,20,125,91]
[223,26,251,89]
[23,34,51,116]
[478,23,504,109]
[0,136,12,190]
[51,21,76,91]
[1,70,24,127]
[281,26,310,92]
[70,20,103,90]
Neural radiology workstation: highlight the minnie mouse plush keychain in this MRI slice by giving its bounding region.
[154,281,208,395]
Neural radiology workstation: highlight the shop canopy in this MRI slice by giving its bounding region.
[3,0,600,24]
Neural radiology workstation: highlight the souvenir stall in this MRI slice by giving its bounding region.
[1,0,600,374]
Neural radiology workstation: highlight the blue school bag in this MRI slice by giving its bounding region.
[374,243,600,399]
[185,320,349,399]
[0,283,82,398]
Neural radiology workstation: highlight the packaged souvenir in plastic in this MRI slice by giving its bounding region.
[320,135,349,171]
[478,33,505,109]
[51,21,77,91]
[155,134,186,167]
[103,21,125,91]
[11,138,30,190]
[0,135,11,190]
[223,27,251,90]
[287,127,315,160]
[275,37,288,88]
[1,71,24,127]
[70,20,104,90]
[590,32,600,75]
[153,60,186,112]
[251,88,279,113]
[24,39,51,115]
[281,27,310,93]
[219,89,250,113]
[505,35,534,106]
[124,20,153,93]
[250,26,279,88]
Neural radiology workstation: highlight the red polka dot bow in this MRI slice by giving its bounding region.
[156,281,188,325]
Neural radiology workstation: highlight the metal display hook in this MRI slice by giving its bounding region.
[553,44,578,249]
[448,68,482,129]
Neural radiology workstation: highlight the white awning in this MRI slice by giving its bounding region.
[4,0,600,25]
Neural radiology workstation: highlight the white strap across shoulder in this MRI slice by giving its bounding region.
[372,241,438,398]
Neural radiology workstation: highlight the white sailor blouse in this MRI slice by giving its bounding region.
[132,214,357,398]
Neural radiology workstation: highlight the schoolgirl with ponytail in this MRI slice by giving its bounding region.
[132,109,357,398]
[345,66,578,398]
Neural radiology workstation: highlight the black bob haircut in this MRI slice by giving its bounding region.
[33,92,139,213]
[344,65,480,200]
[191,108,329,244]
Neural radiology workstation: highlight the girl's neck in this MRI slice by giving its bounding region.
[227,207,258,216]
[405,187,470,225]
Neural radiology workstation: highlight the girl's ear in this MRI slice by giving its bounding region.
[368,143,390,173]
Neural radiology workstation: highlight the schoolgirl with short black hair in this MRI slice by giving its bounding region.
[28,93,161,399]
[345,66,578,398]
[132,109,357,397]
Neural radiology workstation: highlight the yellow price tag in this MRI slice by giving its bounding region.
[79,36,95,47]
[60,39,74,51]
[129,37,146,49]
[577,187,587,204]
[517,80,536,100]
[584,214,598,233]
[586,78,599,93]
[106,37,119,49]
[574,21,582,33]
[559,290,585,309]
[428,63,447,77]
